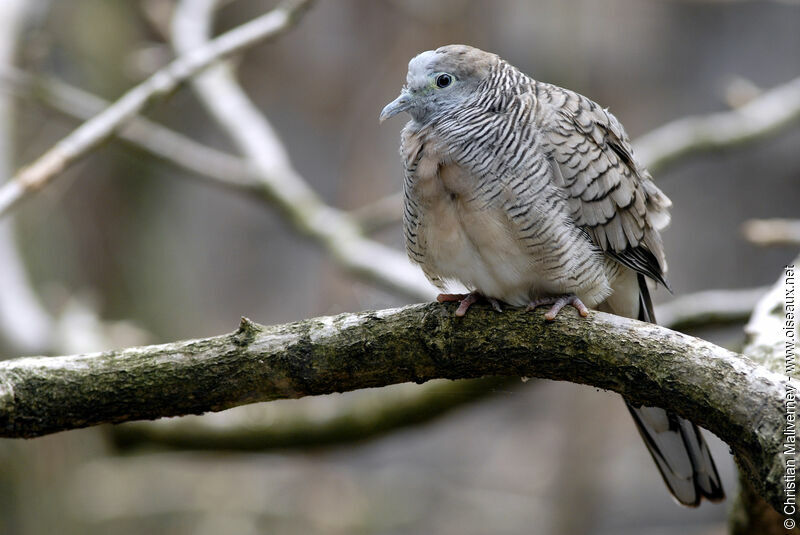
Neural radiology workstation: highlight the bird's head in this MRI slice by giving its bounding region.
[380,44,499,125]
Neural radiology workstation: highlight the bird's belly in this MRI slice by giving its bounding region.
[421,197,546,306]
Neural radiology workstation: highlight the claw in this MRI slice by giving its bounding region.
[455,293,479,316]
[487,297,503,313]
[527,294,589,321]
[436,292,503,316]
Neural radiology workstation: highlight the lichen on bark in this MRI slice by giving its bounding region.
[0,300,792,515]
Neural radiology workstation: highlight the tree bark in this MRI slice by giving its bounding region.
[0,302,792,515]
[730,262,799,531]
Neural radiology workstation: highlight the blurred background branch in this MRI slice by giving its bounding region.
[742,217,800,246]
[110,376,512,452]
[0,1,148,357]
[0,63,435,300]
[170,0,432,300]
[0,0,53,354]
[0,0,314,217]
[0,68,269,194]
[635,75,800,173]
[654,285,767,331]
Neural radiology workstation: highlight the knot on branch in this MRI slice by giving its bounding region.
[234,316,261,345]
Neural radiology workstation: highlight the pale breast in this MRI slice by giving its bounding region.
[414,156,548,305]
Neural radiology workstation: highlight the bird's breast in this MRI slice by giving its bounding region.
[410,153,541,304]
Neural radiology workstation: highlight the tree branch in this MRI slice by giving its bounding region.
[636,75,800,174]
[0,0,314,217]
[170,0,433,299]
[654,286,768,331]
[742,218,800,247]
[0,68,265,193]
[0,0,54,354]
[110,376,511,452]
[109,285,764,452]
[0,66,435,301]
[4,59,797,297]
[0,304,792,514]
[731,258,799,530]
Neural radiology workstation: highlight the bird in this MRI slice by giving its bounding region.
[380,44,724,506]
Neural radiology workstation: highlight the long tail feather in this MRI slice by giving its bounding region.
[627,274,725,506]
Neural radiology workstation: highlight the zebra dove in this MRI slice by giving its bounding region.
[380,44,724,506]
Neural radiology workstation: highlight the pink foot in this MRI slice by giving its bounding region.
[437,293,467,303]
[527,294,590,321]
[437,292,503,316]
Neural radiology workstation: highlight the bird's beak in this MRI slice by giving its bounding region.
[379,90,411,123]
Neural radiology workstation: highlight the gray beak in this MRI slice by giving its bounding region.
[379,90,411,123]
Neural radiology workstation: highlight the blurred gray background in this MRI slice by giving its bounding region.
[0,0,799,534]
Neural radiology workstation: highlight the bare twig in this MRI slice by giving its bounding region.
[170,0,433,299]
[0,5,152,357]
[0,0,314,217]
[0,0,53,354]
[0,303,792,515]
[0,68,265,192]
[742,218,800,246]
[636,75,800,174]
[655,286,769,331]
[0,68,433,302]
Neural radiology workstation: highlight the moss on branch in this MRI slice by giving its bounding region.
[0,303,791,514]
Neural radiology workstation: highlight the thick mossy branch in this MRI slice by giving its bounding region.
[110,287,761,453]
[0,303,791,513]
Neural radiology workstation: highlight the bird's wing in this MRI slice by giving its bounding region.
[536,82,672,286]
[534,84,726,504]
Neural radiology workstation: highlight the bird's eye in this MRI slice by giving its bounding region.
[435,74,452,88]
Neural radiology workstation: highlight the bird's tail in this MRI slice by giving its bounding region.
[626,274,725,506]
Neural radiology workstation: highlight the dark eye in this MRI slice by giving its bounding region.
[436,74,452,88]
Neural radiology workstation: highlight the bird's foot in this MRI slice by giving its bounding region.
[437,292,503,316]
[526,294,589,321]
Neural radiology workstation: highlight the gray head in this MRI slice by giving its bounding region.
[380,45,500,125]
